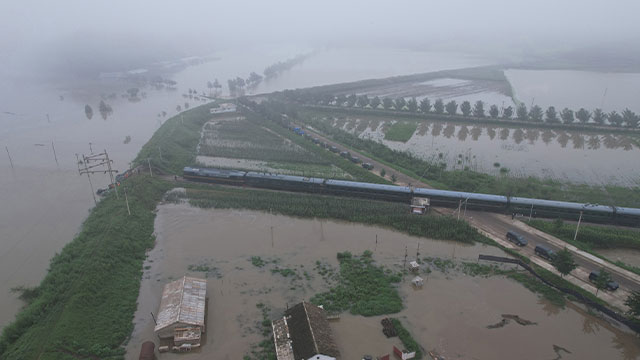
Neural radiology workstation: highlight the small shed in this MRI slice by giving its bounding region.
[411,276,424,288]
[409,261,420,273]
[410,197,430,215]
[154,276,207,343]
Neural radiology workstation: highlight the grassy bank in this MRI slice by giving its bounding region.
[390,318,423,360]
[297,108,640,207]
[183,184,489,244]
[0,176,172,359]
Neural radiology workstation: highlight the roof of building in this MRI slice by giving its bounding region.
[283,302,340,359]
[272,317,295,360]
[154,276,207,333]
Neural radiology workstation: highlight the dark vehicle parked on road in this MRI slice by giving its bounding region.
[534,245,555,261]
[589,271,619,291]
[329,146,339,153]
[340,151,351,158]
[506,231,528,246]
[350,156,362,164]
[362,163,374,170]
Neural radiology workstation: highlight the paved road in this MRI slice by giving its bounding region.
[299,124,640,308]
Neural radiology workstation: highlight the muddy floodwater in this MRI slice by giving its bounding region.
[125,203,640,360]
[327,116,640,186]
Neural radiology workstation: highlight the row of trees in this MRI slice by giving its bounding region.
[291,91,640,129]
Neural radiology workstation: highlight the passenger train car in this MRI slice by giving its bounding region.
[182,167,640,227]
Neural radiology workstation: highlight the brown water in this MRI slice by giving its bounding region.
[325,115,640,186]
[125,204,640,359]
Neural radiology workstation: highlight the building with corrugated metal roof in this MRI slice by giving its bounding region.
[272,302,340,360]
[154,276,207,343]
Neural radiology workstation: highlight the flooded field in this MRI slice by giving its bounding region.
[598,249,640,269]
[323,115,640,186]
[125,203,640,360]
[505,69,640,113]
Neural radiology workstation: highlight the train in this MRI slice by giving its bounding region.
[182,166,640,227]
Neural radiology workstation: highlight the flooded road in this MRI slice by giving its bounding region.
[126,204,640,359]
[326,115,640,186]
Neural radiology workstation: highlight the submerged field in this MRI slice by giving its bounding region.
[125,200,640,360]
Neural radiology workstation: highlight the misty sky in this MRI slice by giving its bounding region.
[2,0,640,77]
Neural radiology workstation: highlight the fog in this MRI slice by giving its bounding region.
[2,0,640,81]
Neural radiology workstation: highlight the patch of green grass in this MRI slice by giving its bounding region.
[390,318,423,360]
[244,303,276,360]
[310,251,403,316]
[270,268,298,278]
[0,175,173,359]
[251,256,267,268]
[384,121,418,142]
[460,262,509,277]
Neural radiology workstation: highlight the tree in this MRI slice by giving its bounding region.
[552,248,577,277]
[433,99,445,114]
[391,173,397,183]
[608,111,623,127]
[370,96,381,109]
[382,97,394,110]
[625,291,640,318]
[247,72,263,87]
[460,101,472,116]
[176,105,182,112]
[213,78,222,91]
[84,105,93,120]
[207,81,213,95]
[445,100,458,115]
[394,97,406,111]
[407,97,418,112]
[529,105,543,122]
[473,101,485,117]
[98,100,113,120]
[346,94,357,107]
[545,106,559,123]
[592,108,606,125]
[335,94,347,107]
[622,108,639,128]
[516,103,528,121]
[593,268,612,297]
[356,95,369,108]
[560,108,574,124]
[184,102,190,109]
[502,106,513,119]
[419,98,432,113]
[575,108,591,124]
[489,105,499,118]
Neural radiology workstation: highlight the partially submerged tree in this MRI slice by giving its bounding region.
[433,99,445,114]
[473,100,485,117]
[552,247,577,277]
[502,106,513,119]
[346,94,357,107]
[489,104,499,118]
[460,101,472,116]
[608,111,623,127]
[419,98,432,113]
[370,96,381,109]
[576,108,592,124]
[592,108,606,125]
[84,104,93,120]
[529,105,543,122]
[407,97,418,112]
[545,106,559,123]
[394,97,406,111]
[356,95,370,108]
[445,100,458,115]
[516,103,528,121]
[382,97,394,110]
[560,108,574,124]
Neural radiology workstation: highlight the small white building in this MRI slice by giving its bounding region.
[210,103,237,114]
[410,197,430,215]
[409,261,420,273]
[411,276,424,288]
[154,276,207,344]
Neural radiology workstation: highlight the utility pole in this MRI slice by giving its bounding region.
[124,187,131,215]
[89,142,93,154]
[147,158,153,177]
[573,211,583,242]
[77,149,120,203]
[5,146,14,170]
[77,153,97,205]
[528,204,534,222]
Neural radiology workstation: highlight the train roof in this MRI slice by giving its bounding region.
[509,196,614,213]
[413,187,508,203]
[245,171,325,185]
[184,167,247,178]
[325,179,412,194]
[615,207,640,216]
